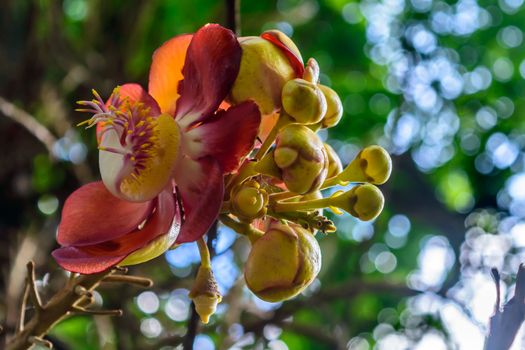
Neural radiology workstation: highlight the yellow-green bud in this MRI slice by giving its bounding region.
[230,180,269,222]
[189,266,222,324]
[274,124,328,194]
[303,58,320,83]
[324,143,343,178]
[319,85,343,128]
[229,37,296,115]
[337,145,392,185]
[282,79,327,125]
[244,222,321,302]
[330,184,385,221]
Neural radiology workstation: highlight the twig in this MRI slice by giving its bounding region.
[71,307,123,317]
[485,264,525,350]
[6,265,151,350]
[26,262,43,311]
[0,96,57,157]
[102,275,153,287]
[28,336,53,348]
[16,283,30,333]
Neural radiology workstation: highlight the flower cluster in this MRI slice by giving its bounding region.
[53,24,392,324]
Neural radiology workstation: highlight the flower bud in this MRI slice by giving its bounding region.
[274,124,328,194]
[189,265,222,324]
[330,184,385,221]
[303,58,320,83]
[324,143,343,178]
[230,180,269,222]
[244,222,321,302]
[229,36,297,115]
[337,145,392,185]
[319,85,343,128]
[282,79,327,125]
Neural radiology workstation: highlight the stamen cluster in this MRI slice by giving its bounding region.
[78,89,159,176]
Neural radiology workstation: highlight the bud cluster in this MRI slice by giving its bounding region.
[220,30,393,304]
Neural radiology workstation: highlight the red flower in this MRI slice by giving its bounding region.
[53,24,261,274]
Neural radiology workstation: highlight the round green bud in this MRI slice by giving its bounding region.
[282,79,327,125]
[274,124,329,194]
[244,222,321,302]
[230,180,268,222]
[359,146,392,184]
[331,184,385,221]
[319,85,343,128]
[338,145,392,185]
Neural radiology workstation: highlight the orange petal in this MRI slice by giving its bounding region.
[148,34,193,116]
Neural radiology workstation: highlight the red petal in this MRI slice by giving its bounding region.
[261,32,305,77]
[53,188,181,274]
[57,182,154,246]
[148,34,193,115]
[116,83,161,115]
[183,101,261,173]
[174,157,224,243]
[175,24,241,129]
[51,247,127,275]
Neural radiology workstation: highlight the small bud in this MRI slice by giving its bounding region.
[230,180,269,222]
[303,58,320,83]
[324,143,343,178]
[319,85,343,128]
[189,266,222,324]
[330,184,385,221]
[244,222,321,302]
[282,79,327,125]
[336,145,392,185]
[274,124,328,194]
[229,36,297,115]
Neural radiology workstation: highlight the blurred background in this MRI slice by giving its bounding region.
[1,0,525,349]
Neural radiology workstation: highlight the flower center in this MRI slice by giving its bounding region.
[77,88,180,202]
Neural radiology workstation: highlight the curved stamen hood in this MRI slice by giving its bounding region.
[78,87,180,202]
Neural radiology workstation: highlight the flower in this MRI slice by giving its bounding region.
[52,24,261,274]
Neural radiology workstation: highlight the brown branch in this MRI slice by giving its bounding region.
[0,96,57,157]
[102,275,153,287]
[16,284,29,333]
[71,307,123,317]
[26,262,43,312]
[6,264,151,350]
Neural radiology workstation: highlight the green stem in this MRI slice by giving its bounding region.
[196,238,211,269]
[272,197,332,213]
[219,214,263,244]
